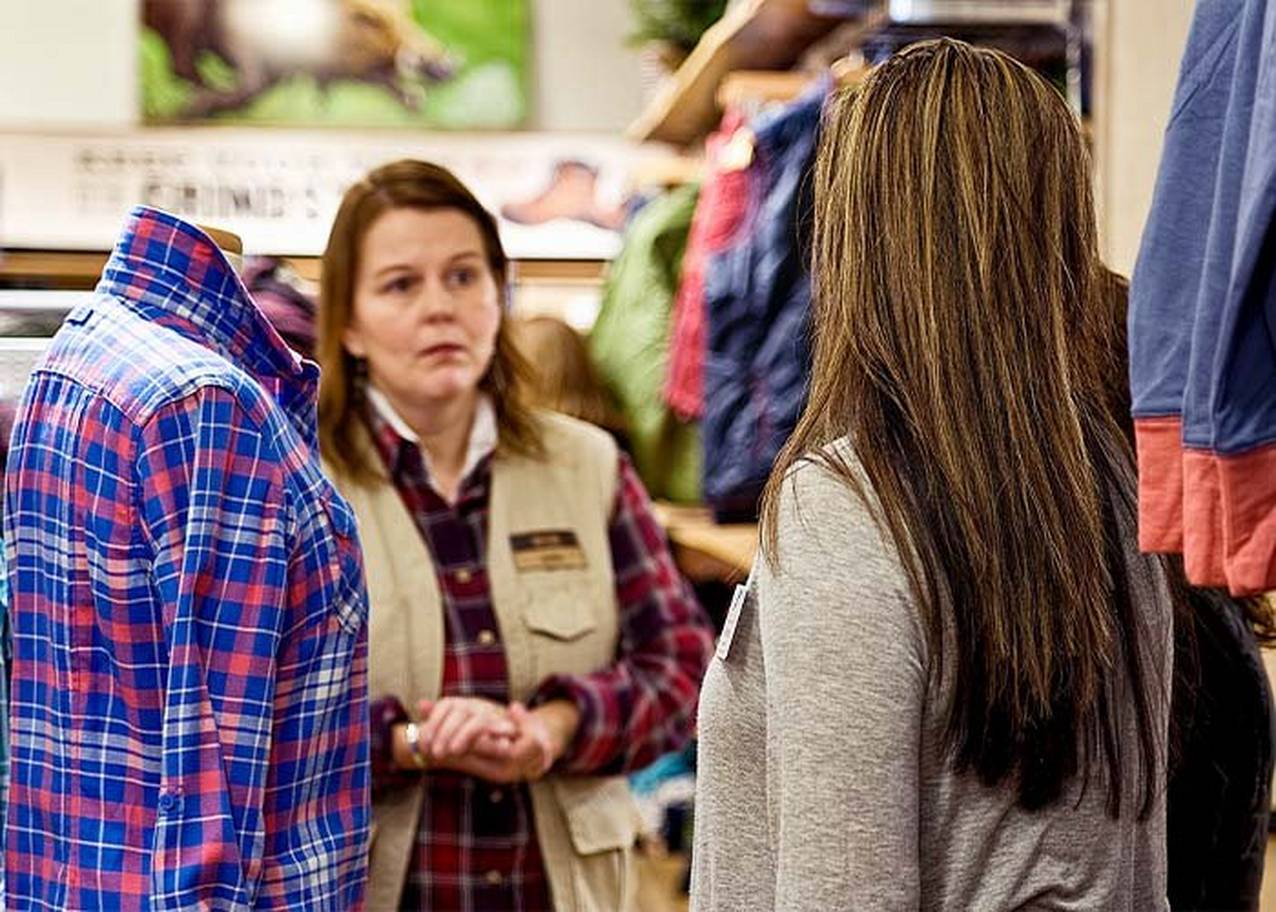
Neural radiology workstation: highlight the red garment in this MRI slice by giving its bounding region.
[364,403,713,911]
[665,111,751,419]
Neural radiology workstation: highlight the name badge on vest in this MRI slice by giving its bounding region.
[510,530,588,572]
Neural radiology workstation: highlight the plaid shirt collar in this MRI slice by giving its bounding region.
[97,206,313,388]
[362,386,496,507]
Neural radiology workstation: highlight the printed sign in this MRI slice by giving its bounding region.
[0,129,659,259]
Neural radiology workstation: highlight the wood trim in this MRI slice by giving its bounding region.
[0,251,108,287]
[0,250,607,290]
[652,502,757,583]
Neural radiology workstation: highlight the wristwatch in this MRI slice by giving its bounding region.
[404,721,429,770]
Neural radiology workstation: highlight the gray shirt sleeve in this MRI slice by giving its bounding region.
[758,460,927,910]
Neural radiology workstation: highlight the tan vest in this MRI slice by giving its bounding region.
[327,412,643,912]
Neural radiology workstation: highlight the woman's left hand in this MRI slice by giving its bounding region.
[428,700,581,784]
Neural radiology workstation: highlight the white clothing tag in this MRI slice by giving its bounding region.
[716,567,756,662]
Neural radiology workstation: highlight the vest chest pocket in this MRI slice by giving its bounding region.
[520,573,600,641]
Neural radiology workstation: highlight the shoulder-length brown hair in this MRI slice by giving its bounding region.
[763,39,1163,817]
[318,159,542,482]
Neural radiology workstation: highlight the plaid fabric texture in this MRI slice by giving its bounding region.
[4,207,370,910]
[365,402,713,910]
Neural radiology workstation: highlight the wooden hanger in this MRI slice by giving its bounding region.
[196,223,245,273]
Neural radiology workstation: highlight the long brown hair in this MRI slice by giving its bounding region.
[318,159,542,482]
[762,39,1163,815]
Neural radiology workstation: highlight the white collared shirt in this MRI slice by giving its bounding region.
[365,385,498,506]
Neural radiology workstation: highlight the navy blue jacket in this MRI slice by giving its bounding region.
[702,81,828,519]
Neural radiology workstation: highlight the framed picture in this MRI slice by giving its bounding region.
[140,0,530,129]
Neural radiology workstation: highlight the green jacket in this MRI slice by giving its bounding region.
[589,184,701,503]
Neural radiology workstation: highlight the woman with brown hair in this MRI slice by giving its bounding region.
[318,159,713,911]
[692,40,1172,910]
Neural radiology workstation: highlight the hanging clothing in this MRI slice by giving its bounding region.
[242,256,318,359]
[3,207,370,910]
[1167,587,1273,911]
[1130,0,1276,594]
[590,184,703,503]
[664,110,750,421]
[701,79,828,519]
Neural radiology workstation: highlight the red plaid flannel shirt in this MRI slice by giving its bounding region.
[364,399,713,910]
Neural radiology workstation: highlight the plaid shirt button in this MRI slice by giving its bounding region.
[484,870,505,887]
[477,629,497,647]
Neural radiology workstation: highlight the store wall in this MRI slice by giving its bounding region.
[0,0,136,128]
[532,0,645,131]
[1099,0,1195,275]
[0,0,645,132]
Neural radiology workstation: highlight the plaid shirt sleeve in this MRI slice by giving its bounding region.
[531,454,714,775]
[370,695,416,794]
[136,386,297,909]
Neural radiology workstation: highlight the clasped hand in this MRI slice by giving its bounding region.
[408,697,577,784]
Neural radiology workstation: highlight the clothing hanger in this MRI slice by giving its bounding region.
[196,223,245,274]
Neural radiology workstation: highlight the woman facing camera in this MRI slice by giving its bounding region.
[318,159,713,911]
[692,40,1172,911]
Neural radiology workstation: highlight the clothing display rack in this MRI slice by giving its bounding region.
[629,0,1087,148]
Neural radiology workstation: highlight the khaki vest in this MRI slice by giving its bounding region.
[327,412,643,912]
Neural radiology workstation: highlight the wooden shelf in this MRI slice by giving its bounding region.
[627,0,847,146]
[0,250,606,291]
[654,502,757,583]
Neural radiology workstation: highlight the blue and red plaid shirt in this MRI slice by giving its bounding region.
[3,207,370,910]
[364,394,714,911]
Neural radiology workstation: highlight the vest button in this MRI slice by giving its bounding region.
[477,629,497,647]
[455,568,473,584]
[489,789,505,804]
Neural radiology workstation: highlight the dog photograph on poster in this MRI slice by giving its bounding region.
[140,0,530,129]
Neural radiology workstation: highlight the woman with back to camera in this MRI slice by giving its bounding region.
[318,159,714,911]
[691,40,1173,911]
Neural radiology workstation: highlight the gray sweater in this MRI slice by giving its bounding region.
[691,449,1171,911]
